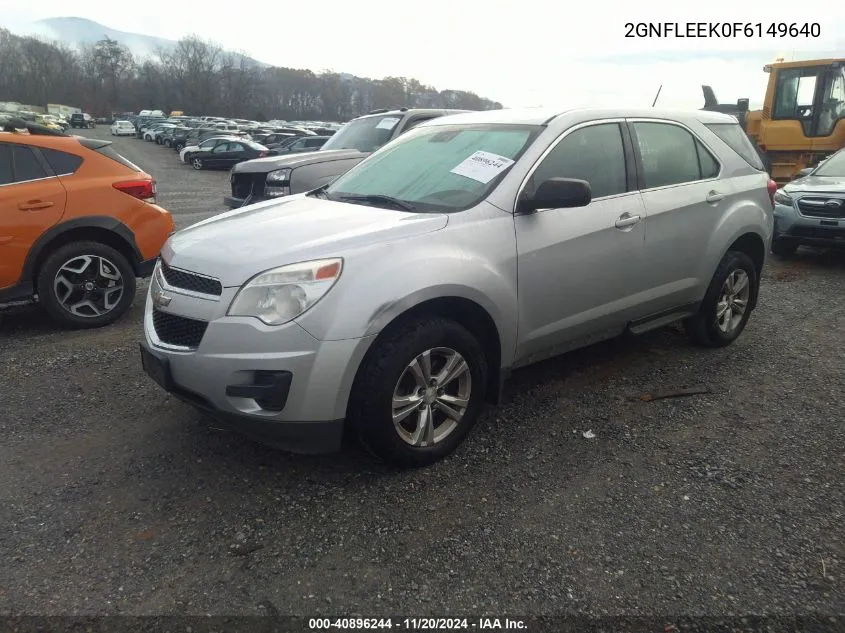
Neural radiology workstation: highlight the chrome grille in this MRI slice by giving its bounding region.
[160,261,222,296]
[796,197,845,219]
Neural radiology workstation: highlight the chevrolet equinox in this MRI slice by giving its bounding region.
[140,107,775,466]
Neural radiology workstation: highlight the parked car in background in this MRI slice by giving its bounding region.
[225,108,470,208]
[177,130,237,157]
[142,106,773,466]
[265,136,302,151]
[135,117,167,138]
[183,137,271,170]
[70,113,95,129]
[143,122,175,142]
[271,135,330,154]
[0,118,174,328]
[772,145,845,255]
[153,124,181,144]
[35,115,64,131]
[111,120,136,136]
[253,132,296,146]
[160,126,191,147]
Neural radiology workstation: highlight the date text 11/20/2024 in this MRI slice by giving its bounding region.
[624,22,821,38]
[308,618,527,630]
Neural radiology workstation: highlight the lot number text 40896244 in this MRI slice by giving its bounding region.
[308,618,527,630]
[624,22,821,38]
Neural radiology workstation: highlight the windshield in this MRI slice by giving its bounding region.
[813,150,845,177]
[324,124,541,213]
[320,115,406,152]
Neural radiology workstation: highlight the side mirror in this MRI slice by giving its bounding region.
[517,178,592,214]
[796,167,814,178]
[736,98,749,112]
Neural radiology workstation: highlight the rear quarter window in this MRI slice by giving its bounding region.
[40,148,84,175]
[704,123,765,171]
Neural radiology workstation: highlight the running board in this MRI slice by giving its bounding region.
[627,303,699,336]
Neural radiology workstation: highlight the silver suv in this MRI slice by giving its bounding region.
[140,107,774,467]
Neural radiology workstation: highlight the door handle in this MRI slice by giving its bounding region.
[18,200,54,211]
[615,213,642,229]
[705,190,725,203]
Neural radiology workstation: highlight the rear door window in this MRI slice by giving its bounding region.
[12,145,50,182]
[631,122,712,189]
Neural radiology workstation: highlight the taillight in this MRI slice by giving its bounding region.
[114,179,156,202]
[767,179,778,207]
[258,151,268,157]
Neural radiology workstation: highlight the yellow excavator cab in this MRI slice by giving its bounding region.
[704,58,845,184]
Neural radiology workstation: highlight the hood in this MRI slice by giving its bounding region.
[162,195,448,287]
[783,175,845,194]
[231,149,368,173]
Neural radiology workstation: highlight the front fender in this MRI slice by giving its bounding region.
[295,208,519,365]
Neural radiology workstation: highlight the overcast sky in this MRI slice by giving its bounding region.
[4,0,844,109]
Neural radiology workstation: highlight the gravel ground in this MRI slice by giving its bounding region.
[0,128,843,618]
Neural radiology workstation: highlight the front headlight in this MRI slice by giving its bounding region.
[266,168,291,182]
[265,168,292,197]
[227,258,343,325]
[773,189,793,206]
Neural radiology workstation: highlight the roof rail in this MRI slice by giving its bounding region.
[368,108,389,114]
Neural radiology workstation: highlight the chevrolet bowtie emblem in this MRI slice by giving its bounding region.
[151,284,172,308]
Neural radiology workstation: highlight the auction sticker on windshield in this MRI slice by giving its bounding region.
[450,150,515,184]
[375,117,401,130]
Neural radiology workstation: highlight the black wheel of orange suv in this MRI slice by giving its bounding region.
[37,241,136,329]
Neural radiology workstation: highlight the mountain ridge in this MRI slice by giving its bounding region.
[25,17,270,67]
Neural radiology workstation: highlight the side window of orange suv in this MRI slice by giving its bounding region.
[12,144,50,183]
[0,144,12,185]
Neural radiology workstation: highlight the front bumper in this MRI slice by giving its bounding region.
[774,202,845,247]
[224,195,270,209]
[139,270,372,454]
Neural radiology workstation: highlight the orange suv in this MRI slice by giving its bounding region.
[0,120,174,328]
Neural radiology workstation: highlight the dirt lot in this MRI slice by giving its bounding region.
[0,128,843,618]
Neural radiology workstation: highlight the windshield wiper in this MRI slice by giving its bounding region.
[333,193,417,211]
[306,184,331,199]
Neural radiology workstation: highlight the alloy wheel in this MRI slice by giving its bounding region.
[715,269,750,333]
[52,255,124,318]
[391,347,472,447]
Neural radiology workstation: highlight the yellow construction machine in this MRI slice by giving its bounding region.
[703,58,845,184]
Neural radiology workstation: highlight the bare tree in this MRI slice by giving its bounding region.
[0,29,504,119]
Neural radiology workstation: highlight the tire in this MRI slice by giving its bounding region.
[192,157,204,170]
[175,143,184,152]
[36,241,137,330]
[771,238,798,257]
[683,251,758,348]
[347,317,488,467]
